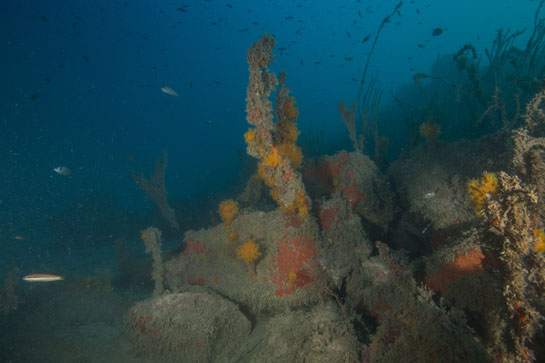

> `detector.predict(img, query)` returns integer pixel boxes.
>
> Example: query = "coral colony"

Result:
[120,31,545,363]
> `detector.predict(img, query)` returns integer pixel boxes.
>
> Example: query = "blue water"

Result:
[1,0,542,361]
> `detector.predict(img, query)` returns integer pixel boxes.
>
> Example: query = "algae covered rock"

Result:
[125,292,251,362]
[253,303,359,363]
[304,151,395,231]
[164,210,323,314]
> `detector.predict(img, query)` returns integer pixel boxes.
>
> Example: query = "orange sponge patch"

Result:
[426,248,485,293]
[270,233,318,296]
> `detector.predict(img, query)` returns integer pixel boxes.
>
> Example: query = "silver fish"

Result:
[424,192,436,199]
[54,166,72,176]
[160,86,179,96]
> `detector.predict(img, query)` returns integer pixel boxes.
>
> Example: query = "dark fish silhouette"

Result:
[432,28,443,36]
[362,35,370,43]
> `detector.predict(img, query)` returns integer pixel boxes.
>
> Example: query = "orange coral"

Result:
[263,147,283,168]
[283,189,308,219]
[278,143,302,168]
[219,199,239,229]
[237,237,261,280]
[278,120,300,143]
[282,96,299,121]
[467,172,499,215]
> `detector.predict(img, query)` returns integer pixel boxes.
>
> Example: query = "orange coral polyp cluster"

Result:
[219,199,239,229]
[283,190,308,218]
[244,128,256,143]
[467,172,499,214]
[282,96,299,121]
[278,143,302,168]
[237,238,261,266]
[279,120,300,143]
[263,147,282,168]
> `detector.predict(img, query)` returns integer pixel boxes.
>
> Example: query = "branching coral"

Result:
[244,34,310,220]
[130,150,180,231]
[479,172,544,362]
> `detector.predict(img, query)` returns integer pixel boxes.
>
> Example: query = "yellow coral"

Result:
[283,189,308,219]
[219,199,239,229]
[244,128,256,144]
[237,237,261,266]
[467,172,499,214]
[263,147,283,168]
[533,229,545,252]
[286,270,297,284]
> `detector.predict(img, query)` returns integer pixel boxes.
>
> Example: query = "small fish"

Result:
[362,35,370,43]
[54,166,72,176]
[14,235,26,241]
[161,86,179,96]
[424,192,436,199]
[432,28,443,36]
[23,274,64,282]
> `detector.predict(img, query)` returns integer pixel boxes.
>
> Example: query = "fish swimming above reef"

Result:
[54,166,72,176]
[160,86,179,96]
[23,274,64,282]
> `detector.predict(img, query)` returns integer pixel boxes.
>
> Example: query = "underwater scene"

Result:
[2,0,545,362]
